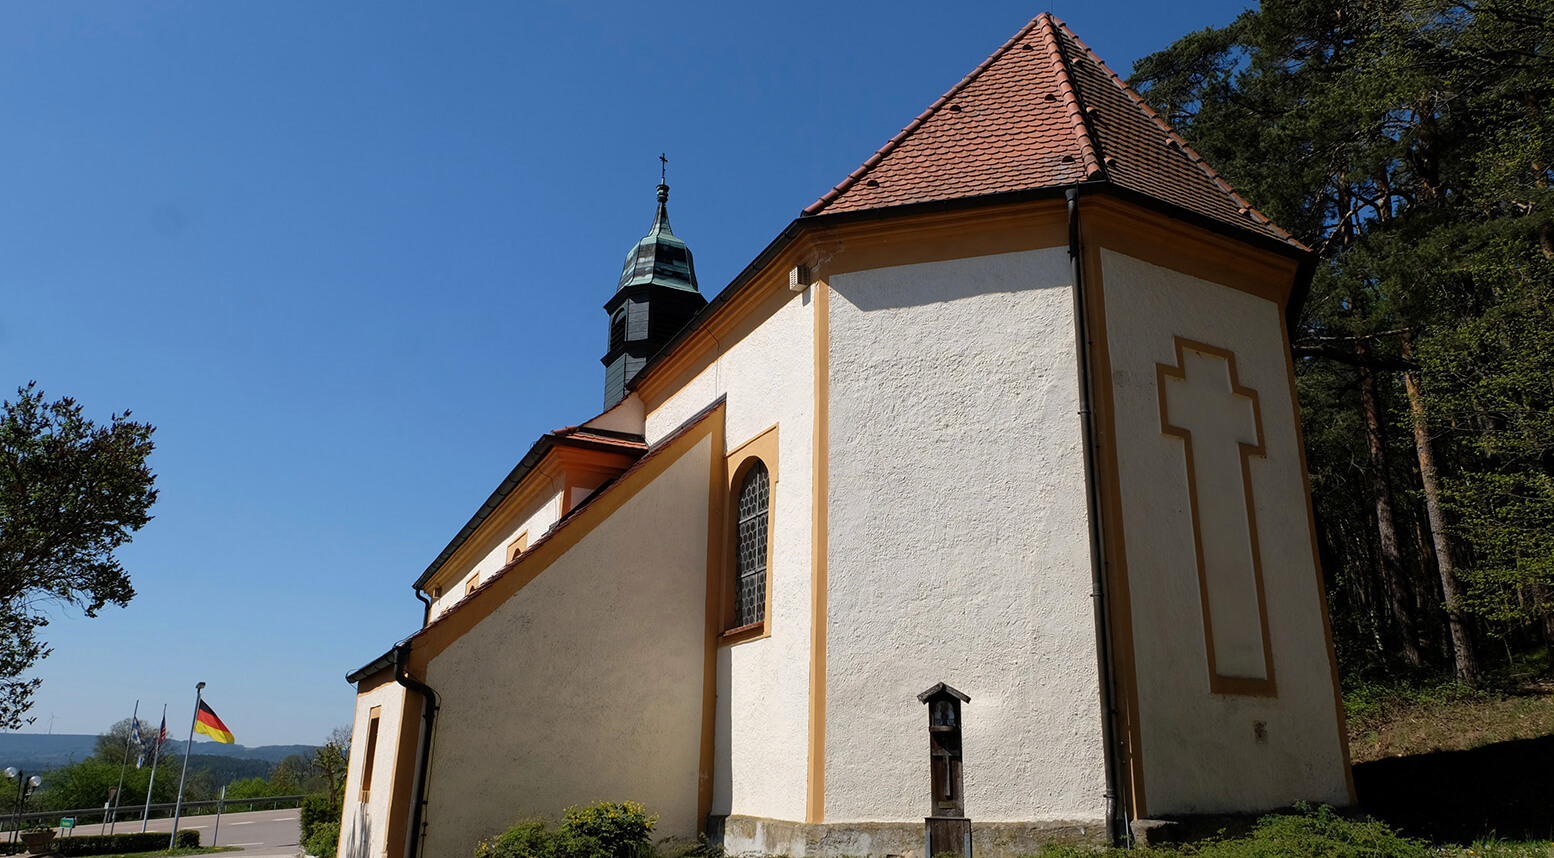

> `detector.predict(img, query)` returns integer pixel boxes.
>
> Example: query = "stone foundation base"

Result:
[710,814,1107,858]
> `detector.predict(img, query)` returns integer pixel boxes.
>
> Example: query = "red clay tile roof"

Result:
[550,425,649,452]
[804,13,1297,248]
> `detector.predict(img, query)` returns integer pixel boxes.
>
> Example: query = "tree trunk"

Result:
[1357,341,1424,665]
[1401,335,1480,684]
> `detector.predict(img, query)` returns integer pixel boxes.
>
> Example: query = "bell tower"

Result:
[602,176,706,409]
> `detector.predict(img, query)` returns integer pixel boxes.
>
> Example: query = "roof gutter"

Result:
[393,642,438,858]
[627,182,1310,400]
[414,431,645,592]
[1067,186,1128,845]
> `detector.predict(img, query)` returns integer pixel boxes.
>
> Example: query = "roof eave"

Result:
[412,431,645,591]
[628,181,1310,397]
[346,648,397,685]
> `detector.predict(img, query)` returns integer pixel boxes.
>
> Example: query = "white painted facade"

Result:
[427,486,564,619]
[1098,249,1349,813]
[644,287,816,824]
[825,249,1108,824]
[341,210,1351,858]
[340,679,409,858]
[419,434,716,857]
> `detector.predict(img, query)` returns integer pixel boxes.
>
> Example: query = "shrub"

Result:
[561,801,657,858]
[50,829,198,856]
[475,818,559,858]
[1033,805,1433,858]
[475,801,658,858]
[305,819,342,858]
[1211,805,1432,858]
[301,792,343,845]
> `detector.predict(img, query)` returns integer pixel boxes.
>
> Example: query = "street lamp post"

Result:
[3,767,43,843]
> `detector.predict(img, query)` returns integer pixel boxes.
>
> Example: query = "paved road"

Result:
[66,807,303,856]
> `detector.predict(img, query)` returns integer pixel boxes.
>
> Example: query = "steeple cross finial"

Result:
[660,153,668,185]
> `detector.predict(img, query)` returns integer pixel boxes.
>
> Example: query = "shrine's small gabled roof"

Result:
[803,13,1299,249]
[918,682,971,704]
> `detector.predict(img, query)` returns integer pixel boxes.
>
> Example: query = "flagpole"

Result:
[109,700,138,835]
[140,705,166,833]
[168,682,204,850]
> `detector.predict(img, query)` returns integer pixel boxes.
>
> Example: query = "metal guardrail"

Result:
[0,794,308,832]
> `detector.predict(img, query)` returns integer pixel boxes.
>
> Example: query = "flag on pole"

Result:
[156,716,167,749]
[130,720,144,769]
[193,701,234,744]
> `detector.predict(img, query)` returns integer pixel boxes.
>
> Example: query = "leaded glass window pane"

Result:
[734,461,769,627]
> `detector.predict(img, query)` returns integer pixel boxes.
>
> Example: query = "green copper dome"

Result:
[616,184,699,293]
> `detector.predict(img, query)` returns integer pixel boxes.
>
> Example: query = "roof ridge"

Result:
[1048,15,1301,246]
[1035,13,1104,181]
[802,14,1049,216]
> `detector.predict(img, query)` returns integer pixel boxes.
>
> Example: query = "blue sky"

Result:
[1,1,1254,747]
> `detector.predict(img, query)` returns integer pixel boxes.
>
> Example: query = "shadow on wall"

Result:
[341,809,373,858]
[834,250,1069,313]
[1354,733,1554,844]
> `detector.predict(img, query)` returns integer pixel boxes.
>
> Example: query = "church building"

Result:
[338,13,1353,858]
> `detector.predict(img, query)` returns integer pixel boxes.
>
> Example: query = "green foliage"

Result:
[272,753,327,795]
[94,718,158,768]
[48,829,198,856]
[224,776,285,800]
[305,820,341,858]
[34,754,186,813]
[1343,676,1487,727]
[562,801,657,858]
[1131,0,1554,678]
[0,383,157,728]
[300,793,343,851]
[1033,805,1434,858]
[310,727,350,801]
[474,801,658,858]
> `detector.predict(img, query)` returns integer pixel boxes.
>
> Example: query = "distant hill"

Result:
[0,733,318,772]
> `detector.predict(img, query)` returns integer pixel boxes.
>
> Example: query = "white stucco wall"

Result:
[339,679,409,858]
[644,287,815,824]
[826,248,1108,824]
[428,486,564,619]
[1099,249,1348,814]
[419,434,714,857]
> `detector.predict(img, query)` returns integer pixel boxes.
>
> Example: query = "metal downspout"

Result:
[414,587,432,628]
[1067,187,1126,845]
[392,643,438,858]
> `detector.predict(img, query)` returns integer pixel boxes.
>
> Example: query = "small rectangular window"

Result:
[359,707,381,803]
[506,532,529,564]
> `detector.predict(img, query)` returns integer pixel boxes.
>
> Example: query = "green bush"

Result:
[475,801,657,858]
[562,801,657,858]
[1033,805,1433,858]
[301,792,343,846]
[48,829,198,856]
[305,819,342,858]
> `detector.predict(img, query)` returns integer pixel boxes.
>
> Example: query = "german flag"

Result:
[193,700,234,744]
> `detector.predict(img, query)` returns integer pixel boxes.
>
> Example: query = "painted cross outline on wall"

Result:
[1156,337,1279,698]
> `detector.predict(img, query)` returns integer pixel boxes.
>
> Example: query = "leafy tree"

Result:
[270,754,312,794]
[311,726,350,799]
[224,776,285,801]
[0,384,157,726]
[94,717,160,768]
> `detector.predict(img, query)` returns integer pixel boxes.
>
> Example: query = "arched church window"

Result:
[734,460,770,628]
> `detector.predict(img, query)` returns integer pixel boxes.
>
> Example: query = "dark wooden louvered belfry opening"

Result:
[919,682,972,857]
